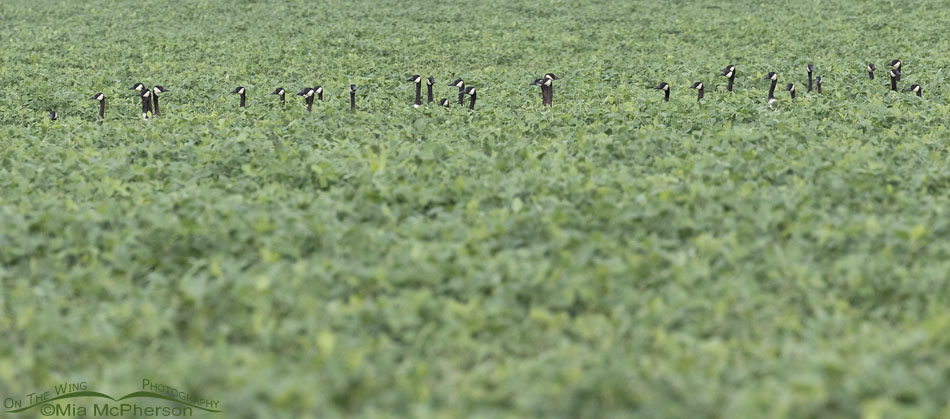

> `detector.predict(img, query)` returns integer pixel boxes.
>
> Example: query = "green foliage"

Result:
[2,0,950,418]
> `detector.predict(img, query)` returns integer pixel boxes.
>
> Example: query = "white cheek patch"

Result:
[697,83,703,90]
[239,88,245,94]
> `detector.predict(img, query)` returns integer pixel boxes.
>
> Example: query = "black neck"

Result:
[152,95,160,116]
[916,89,922,97]
[239,93,246,107]
[869,71,875,80]
[727,74,734,91]
[458,87,465,105]
[414,84,422,106]
[318,91,323,101]
[790,90,796,99]
[807,73,813,92]
[350,92,355,110]
[767,80,776,99]
[307,95,313,112]
[141,95,150,120]
[98,100,105,119]
[697,88,704,101]
[427,85,433,103]
[817,85,822,94]
[663,89,669,102]
[541,85,551,106]
[890,77,897,91]
[280,93,285,105]
[468,93,476,110]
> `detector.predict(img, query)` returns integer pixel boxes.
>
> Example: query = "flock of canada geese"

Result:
[51,60,922,121]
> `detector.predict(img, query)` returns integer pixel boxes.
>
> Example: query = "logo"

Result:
[3,379,221,416]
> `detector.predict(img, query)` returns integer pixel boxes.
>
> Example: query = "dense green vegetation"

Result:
[2,0,950,417]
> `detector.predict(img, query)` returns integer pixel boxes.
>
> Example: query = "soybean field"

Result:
[1,0,950,418]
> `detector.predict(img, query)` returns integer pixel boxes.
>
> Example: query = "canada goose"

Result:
[889,59,902,81]
[531,77,555,106]
[889,69,900,91]
[764,72,778,104]
[426,77,435,104]
[690,82,704,101]
[140,89,152,120]
[905,84,922,97]
[531,78,545,105]
[806,64,814,93]
[543,73,558,106]
[407,75,423,107]
[786,83,796,99]
[449,79,465,105]
[297,87,315,112]
[350,84,357,110]
[720,64,736,92]
[314,86,324,101]
[867,64,876,80]
[815,77,823,94]
[438,98,450,108]
[272,87,286,106]
[464,86,477,110]
[129,82,149,114]
[151,85,168,116]
[91,93,105,120]
[231,86,246,107]
[654,82,670,102]
[49,110,57,121]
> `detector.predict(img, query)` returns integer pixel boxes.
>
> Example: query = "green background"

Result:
[1,0,949,417]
